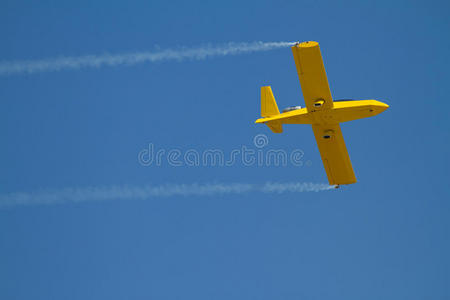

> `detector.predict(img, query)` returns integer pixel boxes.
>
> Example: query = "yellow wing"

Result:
[312,123,356,185]
[292,41,333,111]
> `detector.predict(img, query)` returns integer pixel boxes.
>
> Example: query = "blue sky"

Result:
[1,0,449,299]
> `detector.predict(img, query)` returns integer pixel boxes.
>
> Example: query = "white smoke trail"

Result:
[0,41,296,76]
[0,182,334,208]
[262,182,336,193]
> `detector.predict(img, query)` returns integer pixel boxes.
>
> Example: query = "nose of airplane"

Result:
[370,101,389,115]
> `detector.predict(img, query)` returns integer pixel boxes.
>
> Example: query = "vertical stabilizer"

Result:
[261,86,280,117]
[261,86,283,133]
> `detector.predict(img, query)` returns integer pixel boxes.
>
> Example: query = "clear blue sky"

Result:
[1,0,449,299]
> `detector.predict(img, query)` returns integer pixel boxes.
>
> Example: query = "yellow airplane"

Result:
[255,41,389,187]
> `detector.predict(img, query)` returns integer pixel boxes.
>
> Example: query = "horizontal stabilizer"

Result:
[267,121,283,133]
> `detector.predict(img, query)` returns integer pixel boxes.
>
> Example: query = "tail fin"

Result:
[261,86,280,117]
[261,86,283,133]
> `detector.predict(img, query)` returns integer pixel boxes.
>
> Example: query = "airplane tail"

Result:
[261,86,283,133]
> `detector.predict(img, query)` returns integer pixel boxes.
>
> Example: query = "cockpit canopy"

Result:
[282,106,302,113]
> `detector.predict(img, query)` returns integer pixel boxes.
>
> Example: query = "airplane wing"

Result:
[292,42,333,111]
[311,123,357,185]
